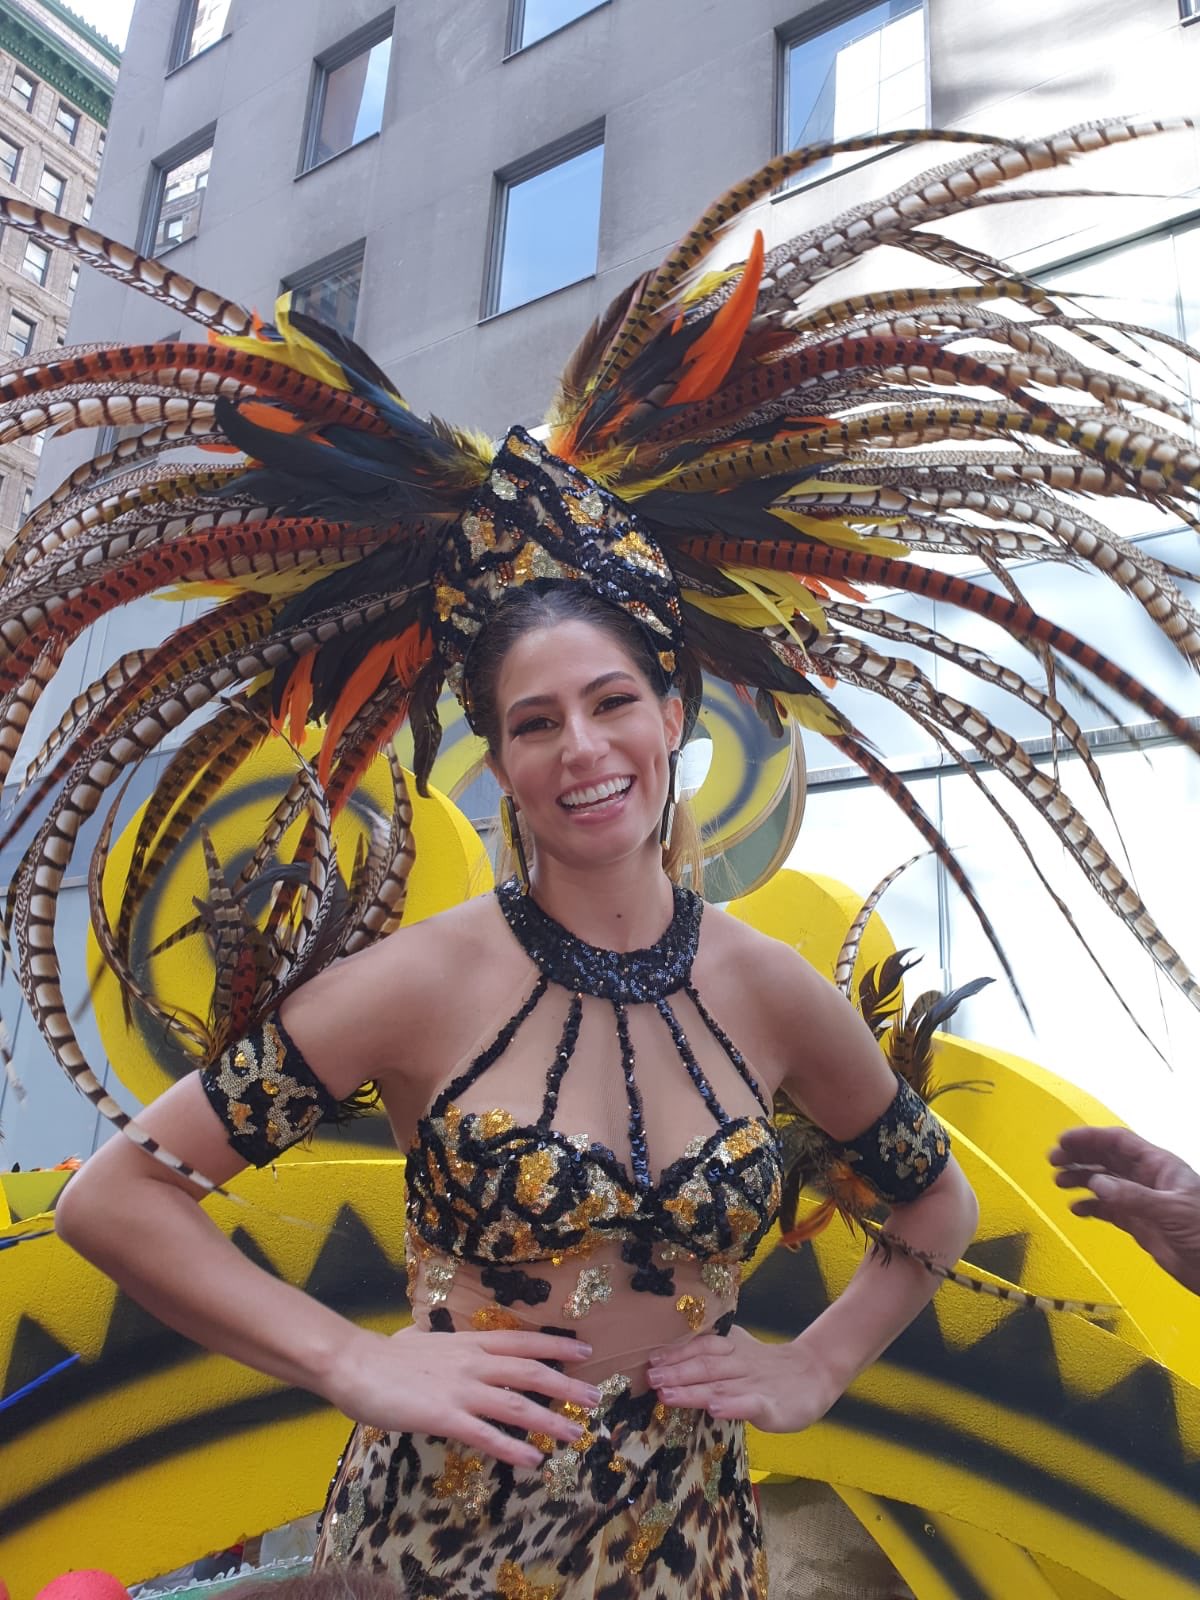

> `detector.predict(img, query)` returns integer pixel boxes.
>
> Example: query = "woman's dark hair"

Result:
[462,581,703,885]
[227,1570,407,1599]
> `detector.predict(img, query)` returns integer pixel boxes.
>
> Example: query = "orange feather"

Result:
[666,229,765,407]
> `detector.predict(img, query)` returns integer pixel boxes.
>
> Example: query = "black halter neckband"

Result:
[496,876,702,1003]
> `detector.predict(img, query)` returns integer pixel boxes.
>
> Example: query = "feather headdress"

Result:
[1,118,1199,1182]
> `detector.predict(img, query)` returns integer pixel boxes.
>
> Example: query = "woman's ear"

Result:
[663,692,685,752]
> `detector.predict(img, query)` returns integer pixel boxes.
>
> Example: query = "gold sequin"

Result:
[541,1448,579,1501]
[626,1501,675,1575]
[327,1474,365,1562]
[701,1261,738,1298]
[563,1263,613,1320]
[478,1107,515,1139]
[425,1258,456,1306]
[676,1292,706,1331]
[434,582,466,622]
[722,1124,763,1162]
[516,1148,556,1208]
[579,489,605,521]
[490,470,519,501]
[433,1447,488,1518]
[754,1547,770,1596]
[612,528,665,572]
[727,1205,759,1238]
[471,1305,523,1332]
[360,1425,386,1445]
[702,1442,727,1505]
[495,1560,563,1600]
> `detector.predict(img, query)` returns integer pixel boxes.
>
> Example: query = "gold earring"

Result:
[500,793,531,892]
[659,748,680,849]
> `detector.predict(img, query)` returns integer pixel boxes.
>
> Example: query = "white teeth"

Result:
[560,776,632,809]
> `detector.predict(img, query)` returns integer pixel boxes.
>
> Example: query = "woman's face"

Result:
[489,618,684,873]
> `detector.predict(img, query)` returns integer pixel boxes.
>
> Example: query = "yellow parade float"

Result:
[2,712,1197,1600]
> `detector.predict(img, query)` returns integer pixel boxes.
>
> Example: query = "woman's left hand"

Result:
[645,1326,842,1433]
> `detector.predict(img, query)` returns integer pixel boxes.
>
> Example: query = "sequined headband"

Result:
[430,427,685,723]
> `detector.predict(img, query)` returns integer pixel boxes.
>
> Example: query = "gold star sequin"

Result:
[433,1447,488,1518]
[676,1292,706,1331]
[563,1263,613,1320]
[471,1305,523,1332]
[702,1442,727,1505]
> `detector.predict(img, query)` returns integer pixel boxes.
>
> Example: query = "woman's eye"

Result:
[511,716,552,737]
[597,694,636,712]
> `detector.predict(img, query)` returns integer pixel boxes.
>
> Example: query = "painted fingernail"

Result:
[584,1385,604,1402]
[646,1367,662,1382]
[575,1343,593,1357]
[519,1447,543,1466]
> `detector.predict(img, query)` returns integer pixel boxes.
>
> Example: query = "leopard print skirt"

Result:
[312,1382,768,1597]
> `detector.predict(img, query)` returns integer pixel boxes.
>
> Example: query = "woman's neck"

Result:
[525,846,676,953]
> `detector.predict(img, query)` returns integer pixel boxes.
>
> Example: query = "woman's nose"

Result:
[561,711,607,764]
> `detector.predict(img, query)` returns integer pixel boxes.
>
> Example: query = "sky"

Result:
[65,0,135,49]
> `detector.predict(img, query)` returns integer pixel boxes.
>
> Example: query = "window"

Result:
[38,167,66,210]
[509,0,606,51]
[67,263,79,305]
[20,484,32,520]
[781,1,926,183]
[83,193,93,223]
[1182,0,1199,18]
[148,139,212,254]
[488,129,604,315]
[0,136,20,184]
[97,129,106,160]
[55,102,80,144]
[21,240,50,286]
[30,429,43,456]
[171,0,233,67]
[8,310,36,358]
[283,242,364,339]
[9,70,36,112]
[302,16,392,173]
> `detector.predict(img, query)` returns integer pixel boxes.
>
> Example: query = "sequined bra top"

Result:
[404,882,785,1310]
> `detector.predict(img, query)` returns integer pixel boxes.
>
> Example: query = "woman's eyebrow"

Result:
[508,671,635,716]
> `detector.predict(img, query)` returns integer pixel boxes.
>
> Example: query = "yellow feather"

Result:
[775,689,850,738]
[213,294,363,397]
[768,505,909,556]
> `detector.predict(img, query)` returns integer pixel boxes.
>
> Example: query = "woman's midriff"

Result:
[407,1229,740,1391]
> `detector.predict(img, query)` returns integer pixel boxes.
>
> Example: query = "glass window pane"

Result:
[21,240,49,285]
[495,141,603,314]
[10,70,36,112]
[312,36,391,167]
[83,193,93,223]
[182,0,232,61]
[290,254,363,338]
[67,263,79,304]
[38,167,65,209]
[0,136,20,182]
[155,146,211,253]
[55,102,80,144]
[786,1,925,183]
[20,483,32,518]
[8,311,35,357]
[518,0,605,49]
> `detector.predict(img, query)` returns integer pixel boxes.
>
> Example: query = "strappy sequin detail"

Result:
[405,880,782,1277]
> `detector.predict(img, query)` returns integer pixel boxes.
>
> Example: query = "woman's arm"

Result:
[55,928,598,1466]
[647,928,977,1429]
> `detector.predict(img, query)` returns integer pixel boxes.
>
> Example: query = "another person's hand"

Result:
[1050,1125,1200,1296]
[646,1325,841,1433]
[326,1324,603,1467]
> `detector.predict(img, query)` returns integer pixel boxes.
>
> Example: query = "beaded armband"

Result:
[199,1015,339,1167]
[839,1077,950,1204]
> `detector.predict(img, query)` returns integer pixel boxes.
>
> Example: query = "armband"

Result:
[839,1077,950,1204]
[199,1015,339,1167]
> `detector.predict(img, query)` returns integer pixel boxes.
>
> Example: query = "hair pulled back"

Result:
[464,582,703,886]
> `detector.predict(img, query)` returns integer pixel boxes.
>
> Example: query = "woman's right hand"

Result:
[325,1323,602,1467]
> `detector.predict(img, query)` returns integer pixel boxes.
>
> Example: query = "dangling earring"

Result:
[501,793,531,892]
[659,748,680,849]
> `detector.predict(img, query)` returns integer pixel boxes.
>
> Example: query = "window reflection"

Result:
[307,34,391,170]
[287,250,364,339]
[783,1,925,184]
[515,0,605,50]
[154,145,211,253]
[177,0,232,65]
[493,140,603,314]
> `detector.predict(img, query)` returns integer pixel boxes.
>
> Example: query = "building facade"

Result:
[0,0,116,543]
[5,0,1200,1166]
